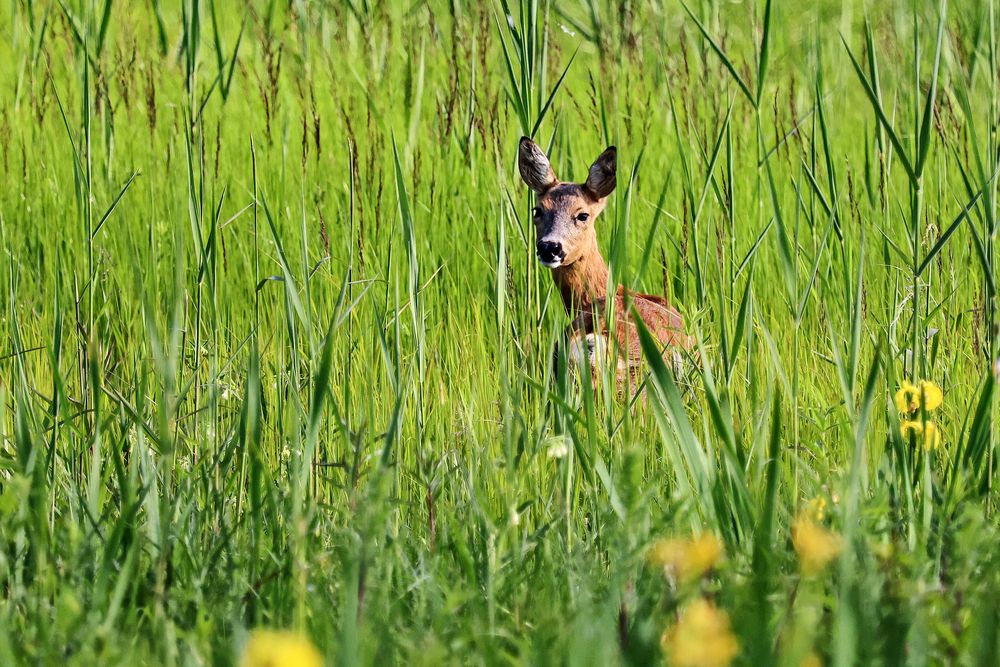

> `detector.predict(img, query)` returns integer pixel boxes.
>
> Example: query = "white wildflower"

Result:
[546,436,571,459]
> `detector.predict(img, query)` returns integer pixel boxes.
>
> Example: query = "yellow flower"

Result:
[919,380,944,410]
[803,496,827,522]
[800,653,824,667]
[241,629,323,667]
[791,515,842,575]
[648,533,723,583]
[894,381,917,412]
[899,420,941,450]
[871,539,893,562]
[894,380,943,414]
[661,598,739,667]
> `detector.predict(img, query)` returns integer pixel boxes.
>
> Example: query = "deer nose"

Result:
[536,240,565,265]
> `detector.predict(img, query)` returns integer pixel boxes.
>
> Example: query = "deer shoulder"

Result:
[566,288,692,378]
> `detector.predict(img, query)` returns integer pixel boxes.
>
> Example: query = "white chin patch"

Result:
[539,258,563,268]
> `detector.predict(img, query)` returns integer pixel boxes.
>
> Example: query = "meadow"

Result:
[1,0,999,664]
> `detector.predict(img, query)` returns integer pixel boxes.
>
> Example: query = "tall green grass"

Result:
[1,0,999,664]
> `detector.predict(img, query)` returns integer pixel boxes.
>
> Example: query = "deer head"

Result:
[517,137,616,269]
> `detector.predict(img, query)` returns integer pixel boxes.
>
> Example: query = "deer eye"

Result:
[532,207,542,219]
[575,212,590,222]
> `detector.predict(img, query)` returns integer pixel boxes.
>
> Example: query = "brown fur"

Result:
[571,290,692,365]
[554,240,693,373]
[517,137,692,385]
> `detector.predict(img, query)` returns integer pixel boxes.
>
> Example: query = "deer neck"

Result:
[551,239,610,315]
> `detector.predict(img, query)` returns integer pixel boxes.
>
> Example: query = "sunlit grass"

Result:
[1,0,999,664]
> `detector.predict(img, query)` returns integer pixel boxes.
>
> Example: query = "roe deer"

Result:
[517,136,693,387]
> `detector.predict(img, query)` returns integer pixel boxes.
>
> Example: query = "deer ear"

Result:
[518,137,557,194]
[584,146,616,200]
